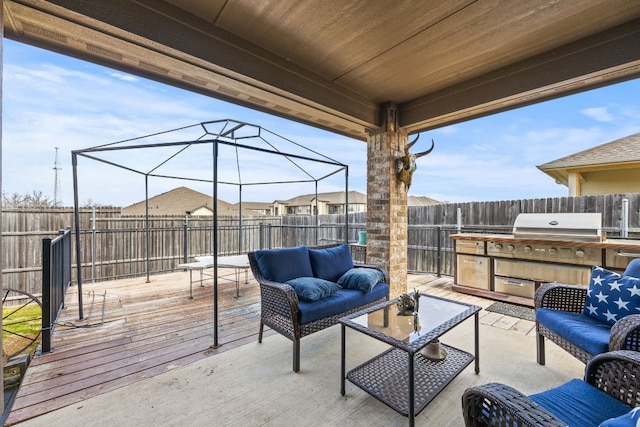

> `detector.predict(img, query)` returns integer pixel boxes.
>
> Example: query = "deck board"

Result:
[6,270,474,425]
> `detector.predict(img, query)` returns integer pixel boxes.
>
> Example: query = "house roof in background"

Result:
[537,132,640,170]
[536,132,640,186]
[121,186,234,216]
[276,191,367,206]
[408,195,442,206]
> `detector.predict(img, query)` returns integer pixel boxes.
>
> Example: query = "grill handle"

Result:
[616,252,640,258]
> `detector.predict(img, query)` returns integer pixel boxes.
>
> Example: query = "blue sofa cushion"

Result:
[297,282,389,324]
[285,277,341,302]
[308,244,354,282]
[338,267,385,292]
[529,378,631,427]
[537,308,611,356]
[253,246,313,283]
[600,407,640,427]
[583,266,640,325]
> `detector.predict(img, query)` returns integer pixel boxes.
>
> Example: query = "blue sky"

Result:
[3,39,640,207]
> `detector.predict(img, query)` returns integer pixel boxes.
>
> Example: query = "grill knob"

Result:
[494,243,503,250]
[549,247,557,255]
[507,245,515,251]
[524,246,532,253]
[575,250,585,258]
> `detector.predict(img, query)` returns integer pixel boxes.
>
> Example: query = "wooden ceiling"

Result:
[3,0,640,141]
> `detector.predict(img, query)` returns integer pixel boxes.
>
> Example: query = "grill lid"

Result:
[512,213,603,242]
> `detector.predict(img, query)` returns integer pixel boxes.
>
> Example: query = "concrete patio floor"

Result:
[6,270,585,426]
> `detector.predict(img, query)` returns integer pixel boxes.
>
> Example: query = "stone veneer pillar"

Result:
[366,103,408,298]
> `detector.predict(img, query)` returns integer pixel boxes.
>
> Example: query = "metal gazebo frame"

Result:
[71,119,350,347]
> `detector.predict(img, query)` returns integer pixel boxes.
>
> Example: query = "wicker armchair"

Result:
[462,350,640,427]
[535,282,640,365]
[248,244,389,372]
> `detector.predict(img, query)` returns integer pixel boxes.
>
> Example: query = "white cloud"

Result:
[581,107,615,122]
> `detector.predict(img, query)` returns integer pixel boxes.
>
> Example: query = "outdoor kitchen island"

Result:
[451,234,640,307]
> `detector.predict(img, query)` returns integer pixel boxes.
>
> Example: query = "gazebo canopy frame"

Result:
[71,119,349,347]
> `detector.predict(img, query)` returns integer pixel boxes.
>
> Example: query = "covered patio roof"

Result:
[3,0,640,141]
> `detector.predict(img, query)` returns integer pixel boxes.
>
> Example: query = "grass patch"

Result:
[3,303,42,361]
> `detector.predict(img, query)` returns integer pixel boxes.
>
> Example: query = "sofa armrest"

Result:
[610,315,640,352]
[462,382,566,427]
[534,282,587,313]
[585,350,640,407]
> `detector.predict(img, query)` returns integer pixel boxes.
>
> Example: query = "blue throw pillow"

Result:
[285,277,341,302]
[599,407,640,427]
[583,266,640,325]
[308,244,354,282]
[253,246,313,283]
[624,259,640,278]
[337,267,384,292]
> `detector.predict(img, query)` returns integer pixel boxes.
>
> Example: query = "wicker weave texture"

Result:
[462,350,640,427]
[535,282,640,365]
[348,345,473,416]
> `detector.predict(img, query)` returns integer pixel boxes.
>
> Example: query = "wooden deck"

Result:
[5,269,515,425]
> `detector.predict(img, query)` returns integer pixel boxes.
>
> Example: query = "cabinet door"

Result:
[456,255,490,290]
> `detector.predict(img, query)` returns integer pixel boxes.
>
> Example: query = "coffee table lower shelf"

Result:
[346,343,474,416]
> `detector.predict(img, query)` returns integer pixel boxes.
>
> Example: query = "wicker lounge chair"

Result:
[536,259,640,365]
[462,350,640,427]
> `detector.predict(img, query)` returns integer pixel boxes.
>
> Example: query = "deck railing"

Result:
[41,228,72,353]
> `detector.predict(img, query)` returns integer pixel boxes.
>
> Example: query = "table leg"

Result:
[474,312,480,374]
[408,352,415,427]
[234,268,240,297]
[341,324,346,396]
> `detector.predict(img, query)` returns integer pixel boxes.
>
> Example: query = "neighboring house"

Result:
[273,191,368,216]
[271,191,441,215]
[537,132,640,196]
[408,195,442,206]
[121,186,235,216]
[230,201,272,216]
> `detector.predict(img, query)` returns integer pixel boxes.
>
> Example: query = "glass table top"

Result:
[345,294,479,347]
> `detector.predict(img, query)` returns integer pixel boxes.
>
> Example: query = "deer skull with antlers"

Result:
[396,135,435,191]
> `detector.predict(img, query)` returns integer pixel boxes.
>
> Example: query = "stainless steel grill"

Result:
[512,212,603,242]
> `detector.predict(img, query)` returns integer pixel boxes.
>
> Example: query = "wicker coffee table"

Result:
[339,294,480,426]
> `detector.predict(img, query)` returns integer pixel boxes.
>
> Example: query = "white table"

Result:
[177,254,250,299]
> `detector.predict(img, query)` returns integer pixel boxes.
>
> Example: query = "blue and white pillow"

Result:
[599,406,640,427]
[583,266,640,325]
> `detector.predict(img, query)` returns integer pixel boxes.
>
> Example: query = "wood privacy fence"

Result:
[2,193,639,298]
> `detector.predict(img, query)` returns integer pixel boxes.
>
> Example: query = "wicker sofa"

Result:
[248,243,389,372]
[462,350,640,427]
[535,260,640,365]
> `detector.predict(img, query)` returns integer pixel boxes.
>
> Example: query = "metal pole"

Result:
[622,198,629,238]
[213,140,219,348]
[183,215,189,263]
[92,207,96,282]
[457,208,462,233]
[41,237,52,353]
[238,184,243,254]
[436,225,442,277]
[145,175,150,283]
[345,166,349,244]
[72,152,84,319]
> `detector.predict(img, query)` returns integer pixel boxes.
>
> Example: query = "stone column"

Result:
[366,103,408,298]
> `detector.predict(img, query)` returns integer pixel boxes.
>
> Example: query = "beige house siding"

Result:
[580,168,640,196]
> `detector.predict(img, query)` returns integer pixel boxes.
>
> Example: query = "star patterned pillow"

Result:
[583,266,640,325]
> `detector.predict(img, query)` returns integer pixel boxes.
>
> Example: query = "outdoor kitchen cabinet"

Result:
[451,233,640,307]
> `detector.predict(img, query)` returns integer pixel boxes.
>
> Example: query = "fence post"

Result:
[41,237,52,354]
[259,222,264,250]
[436,226,442,277]
[183,215,189,263]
